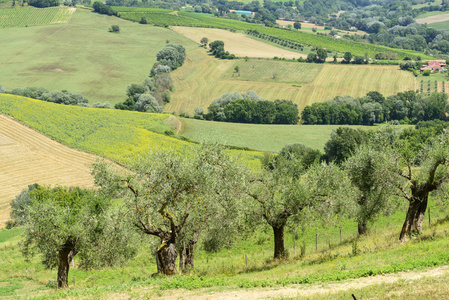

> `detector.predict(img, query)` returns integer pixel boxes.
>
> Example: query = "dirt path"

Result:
[148,266,449,299]
[163,115,182,134]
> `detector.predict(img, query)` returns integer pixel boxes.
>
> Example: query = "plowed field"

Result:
[0,114,97,227]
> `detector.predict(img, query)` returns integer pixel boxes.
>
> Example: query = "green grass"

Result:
[180,118,414,152]
[1,200,449,298]
[416,10,448,19]
[0,8,197,105]
[229,59,323,84]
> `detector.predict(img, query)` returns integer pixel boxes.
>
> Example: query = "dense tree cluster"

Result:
[26,0,59,8]
[156,44,186,71]
[301,91,449,125]
[209,40,236,59]
[7,87,107,107]
[115,44,186,112]
[92,1,118,16]
[198,91,299,124]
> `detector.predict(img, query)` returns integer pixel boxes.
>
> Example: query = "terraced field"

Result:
[166,48,417,114]
[0,6,75,28]
[0,114,98,227]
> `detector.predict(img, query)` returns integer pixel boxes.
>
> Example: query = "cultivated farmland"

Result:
[0,93,262,176]
[0,113,97,227]
[0,6,75,28]
[172,26,306,59]
[416,12,449,25]
[165,48,417,115]
[0,8,197,105]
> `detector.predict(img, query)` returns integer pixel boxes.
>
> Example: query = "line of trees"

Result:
[194,91,299,124]
[9,125,449,285]
[301,91,449,125]
[2,86,111,108]
[115,44,186,112]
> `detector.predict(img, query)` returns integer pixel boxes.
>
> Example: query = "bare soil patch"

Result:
[0,114,99,228]
[417,13,449,24]
[172,27,305,59]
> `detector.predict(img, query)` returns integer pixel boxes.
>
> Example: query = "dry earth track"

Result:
[107,265,449,299]
[0,114,99,227]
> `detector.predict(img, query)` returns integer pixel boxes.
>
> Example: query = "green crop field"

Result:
[0,8,197,105]
[427,19,449,30]
[0,94,263,167]
[227,59,323,83]
[0,6,75,28]
[115,8,431,59]
[180,118,413,152]
[165,48,417,115]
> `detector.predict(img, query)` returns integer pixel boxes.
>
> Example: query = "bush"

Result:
[423,70,431,76]
[109,25,120,33]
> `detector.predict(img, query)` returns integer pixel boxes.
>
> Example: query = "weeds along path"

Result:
[147,265,449,299]
[0,114,98,228]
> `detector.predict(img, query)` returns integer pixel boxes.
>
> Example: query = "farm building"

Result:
[420,61,446,73]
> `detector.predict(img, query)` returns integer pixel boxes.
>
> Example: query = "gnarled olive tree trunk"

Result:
[272,224,286,259]
[57,242,78,288]
[399,195,428,241]
[155,231,179,275]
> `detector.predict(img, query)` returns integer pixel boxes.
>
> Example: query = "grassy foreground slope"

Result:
[1,202,449,298]
[0,8,196,105]
[166,48,416,115]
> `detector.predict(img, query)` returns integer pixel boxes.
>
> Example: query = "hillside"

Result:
[116,8,430,59]
[0,113,97,227]
[165,48,417,115]
[173,26,306,59]
[0,8,197,105]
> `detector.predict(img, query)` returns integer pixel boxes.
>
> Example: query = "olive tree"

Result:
[392,131,449,240]
[344,145,398,235]
[248,158,353,259]
[21,186,137,288]
[93,145,245,275]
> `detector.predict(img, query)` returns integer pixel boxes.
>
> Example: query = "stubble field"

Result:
[172,26,306,59]
[0,114,97,227]
[165,48,417,115]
